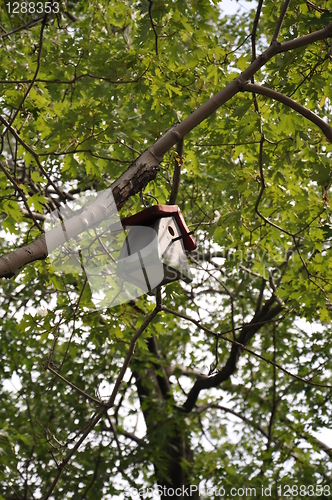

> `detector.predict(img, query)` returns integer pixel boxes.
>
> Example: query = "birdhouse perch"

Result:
[117,205,197,294]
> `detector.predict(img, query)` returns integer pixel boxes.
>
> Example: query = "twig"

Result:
[46,365,103,406]
[0,66,150,85]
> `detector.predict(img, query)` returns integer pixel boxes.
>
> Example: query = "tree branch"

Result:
[152,20,332,159]
[272,0,292,43]
[168,138,183,205]
[0,15,45,39]
[181,298,283,412]
[196,403,332,467]
[42,306,159,499]
[222,384,332,458]
[4,14,48,132]
[242,82,332,142]
[148,0,158,56]
[252,0,263,61]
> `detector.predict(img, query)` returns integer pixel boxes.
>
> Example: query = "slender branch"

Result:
[42,406,106,500]
[0,68,149,85]
[266,325,278,449]
[4,15,48,132]
[0,15,45,39]
[272,0,292,43]
[147,335,172,398]
[42,307,159,499]
[159,305,332,413]
[195,403,332,467]
[242,82,332,142]
[251,0,263,62]
[250,0,263,112]
[0,116,67,200]
[46,365,103,406]
[0,161,43,231]
[21,208,48,221]
[148,0,158,56]
[168,138,183,205]
[38,148,130,162]
[196,403,268,438]
[114,426,142,444]
[165,365,208,380]
[106,307,160,408]
[225,383,332,458]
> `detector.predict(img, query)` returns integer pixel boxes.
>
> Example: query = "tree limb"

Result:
[241,82,332,142]
[0,15,46,39]
[181,298,283,412]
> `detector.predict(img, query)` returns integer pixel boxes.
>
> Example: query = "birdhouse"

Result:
[116,205,197,294]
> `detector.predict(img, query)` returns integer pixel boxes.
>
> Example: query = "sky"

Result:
[219,0,256,15]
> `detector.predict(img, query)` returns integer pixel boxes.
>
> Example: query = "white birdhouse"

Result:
[116,205,196,294]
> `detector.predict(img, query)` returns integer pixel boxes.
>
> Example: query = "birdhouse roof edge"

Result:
[121,205,197,252]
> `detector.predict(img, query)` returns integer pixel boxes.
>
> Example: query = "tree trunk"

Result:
[132,335,200,499]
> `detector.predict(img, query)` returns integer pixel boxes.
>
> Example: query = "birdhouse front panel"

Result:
[153,216,193,285]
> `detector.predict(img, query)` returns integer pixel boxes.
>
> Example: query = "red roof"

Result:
[121,205,197,252]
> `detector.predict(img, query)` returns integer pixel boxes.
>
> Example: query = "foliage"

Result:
[1,0,332,498]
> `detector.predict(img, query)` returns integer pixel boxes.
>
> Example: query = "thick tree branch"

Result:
[0,147,161,278]
[152,20,332,159]
[242,82,332,142]
[181,298,283,412]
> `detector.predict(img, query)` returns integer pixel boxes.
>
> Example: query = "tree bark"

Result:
[132,335,200,499]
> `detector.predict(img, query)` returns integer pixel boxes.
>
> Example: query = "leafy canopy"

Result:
[1,0,332,498]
